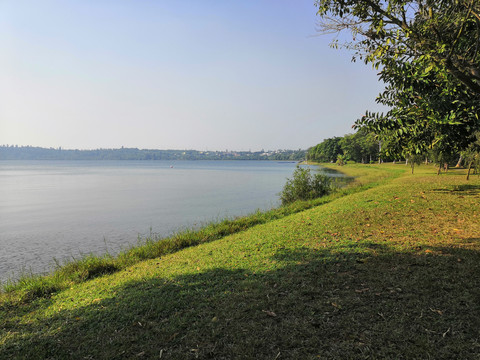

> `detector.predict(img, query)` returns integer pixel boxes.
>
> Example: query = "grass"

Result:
[1,163,479,359]
[1,163,401,302]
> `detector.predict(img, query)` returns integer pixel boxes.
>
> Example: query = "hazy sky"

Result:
[0,1,386,151]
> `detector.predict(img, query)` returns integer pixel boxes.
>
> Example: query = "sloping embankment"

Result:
[1,164,479,359]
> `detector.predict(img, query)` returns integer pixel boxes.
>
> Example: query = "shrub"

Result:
[336,154,346,166]
[280,166,332,205]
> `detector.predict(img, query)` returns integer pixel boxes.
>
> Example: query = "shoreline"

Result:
[1,163,401,300]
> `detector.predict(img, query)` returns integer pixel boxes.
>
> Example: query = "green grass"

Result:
[1,163,479,359]
[1,163,401,303]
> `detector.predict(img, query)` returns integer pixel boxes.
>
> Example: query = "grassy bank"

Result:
[1,163,400,303]
[1,163,479,359]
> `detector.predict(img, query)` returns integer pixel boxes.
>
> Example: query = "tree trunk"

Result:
[456,156,463,168]
[466,161,473,180]
[378,141,382,164]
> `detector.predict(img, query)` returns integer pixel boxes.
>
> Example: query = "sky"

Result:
[0,0,386,151]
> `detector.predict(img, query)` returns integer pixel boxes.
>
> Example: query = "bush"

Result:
[336,154,346,166]
[280,166,332,205]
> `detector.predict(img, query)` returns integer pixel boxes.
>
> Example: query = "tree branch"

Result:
[447,0,474,61]
[363,0,408,30]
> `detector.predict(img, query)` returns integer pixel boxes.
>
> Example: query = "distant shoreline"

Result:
[0,145,306,162]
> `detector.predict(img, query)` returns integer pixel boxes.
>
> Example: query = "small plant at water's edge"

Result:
[280,166,333,205]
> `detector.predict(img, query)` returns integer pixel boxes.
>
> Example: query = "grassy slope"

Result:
[1,163,398,301]
[1,164,479,359]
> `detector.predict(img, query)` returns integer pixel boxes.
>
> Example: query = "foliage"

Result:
[462,132,480,179]
[336,154,346,166]
[308,129,380,163]
[406,153,424,174]
[316,0,480,95]
[316,0,480,164]
[429,145,461,175]
[307,137,343,162]
[357,57,479,158]
[340,128,380,163]
[280,166,333,205]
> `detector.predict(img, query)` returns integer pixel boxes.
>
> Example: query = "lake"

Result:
[0,160,304,282]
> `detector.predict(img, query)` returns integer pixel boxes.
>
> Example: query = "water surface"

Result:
[1,160,300,281]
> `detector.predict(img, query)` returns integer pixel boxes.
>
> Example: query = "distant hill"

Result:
[0,145,306,161]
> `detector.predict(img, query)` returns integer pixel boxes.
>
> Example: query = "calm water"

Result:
[0,160,302,281]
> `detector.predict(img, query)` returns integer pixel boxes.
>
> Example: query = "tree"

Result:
[308,137,343,162]
[357,56,479,157]
[339,134,358,162]
[308,130,380,164]
[316,0,480,95]
[407,153,424,174]
[339,128,379,163]
[316,0,480,163]
[462,132,480,180]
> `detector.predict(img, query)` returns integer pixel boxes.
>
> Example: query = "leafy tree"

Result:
[406,153,424,174]
[462,132,480,180]
[338,134,360,162]
[316,0,480,95]
[428,140,463,175]
[316,0,480,166]
[357,56,479,158]
[308,130,380,163]
[308,137,343,162]
[339,129,379,163]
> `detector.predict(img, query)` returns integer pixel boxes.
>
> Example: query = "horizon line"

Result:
[0,145,307,153]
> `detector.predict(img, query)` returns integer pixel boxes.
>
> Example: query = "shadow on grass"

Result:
[2,242,480,359]
[432,184,480,196]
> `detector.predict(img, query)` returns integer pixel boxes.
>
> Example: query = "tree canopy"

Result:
[308,129,380,164]
[316,0,480,160]
[317,0,480,94]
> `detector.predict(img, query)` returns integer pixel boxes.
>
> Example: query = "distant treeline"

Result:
[307,130,479,176]
[0,146,306,161]
[307,129,381,163]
